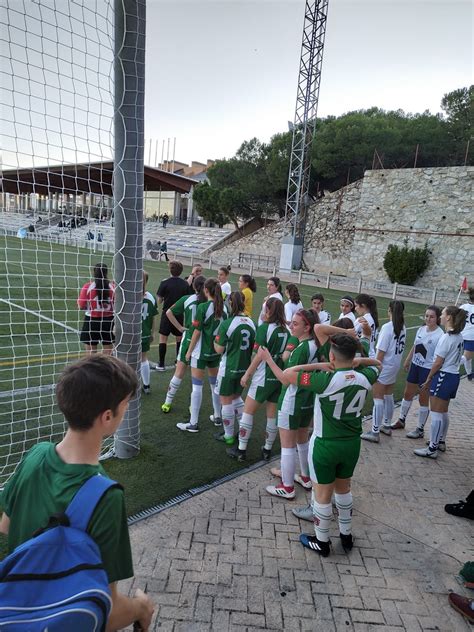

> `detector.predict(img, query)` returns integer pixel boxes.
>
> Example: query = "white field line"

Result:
[0,383,55,400]
[0,298,80,334]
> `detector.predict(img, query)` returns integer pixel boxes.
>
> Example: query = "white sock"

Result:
[281,447,296,488]
[418,406,430,429]
[399,398,412,421]
[428,411,443,450]
[335,492,353,535]
[313,501,332,542]
[296,441,310,478]
[190,381,203,426]
[383,394,394,425]
[141,360,150,387]
[371,398,384,433]
[264,417,278,450]
[222,403,235,439]
[165,375,182,404]
[238,412,253,450]
[462,355,472,375]
[208,377,221,418]
[440,412,449,442]
[233,397,244,425]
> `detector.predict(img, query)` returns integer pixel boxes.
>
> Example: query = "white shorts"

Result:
[377,363,401,385]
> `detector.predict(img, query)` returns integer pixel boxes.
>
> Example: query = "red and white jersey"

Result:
[77,281,115,318]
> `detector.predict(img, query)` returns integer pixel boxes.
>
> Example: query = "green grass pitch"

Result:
[0,235,429,520]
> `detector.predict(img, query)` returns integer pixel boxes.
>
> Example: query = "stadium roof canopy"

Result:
[0,162,198,196]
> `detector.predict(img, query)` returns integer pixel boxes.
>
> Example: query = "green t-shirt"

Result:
[192,300,228,362]
[297,366,379,439]
[278,338,318,412]
[1,442,133,584]
[142,291,158,341]
[216,315,256,377]
[254,322,289,382]
[170,293,199,343]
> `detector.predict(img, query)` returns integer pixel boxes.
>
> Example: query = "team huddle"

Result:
[75,260,473,557]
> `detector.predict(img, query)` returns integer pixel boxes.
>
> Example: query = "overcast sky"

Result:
[145,0,472,165]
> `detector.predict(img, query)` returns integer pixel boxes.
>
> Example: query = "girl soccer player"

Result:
[227,297,288,461]
[460,287,474,381]
[161,275,206,413]
[361,300,406,443]
[213,292,256,445]
[311,293,331,325]
[392,306,443,436]
[414,305,466,458]
[218,265,232,301]
[141,272,158,394]
[78,263,115,354]
[354,294,379,358]
[238,275,257,318]
[338,296,356,324]
[265,309,319,499]
[284,284,303,326]
[177,279,227,433]
[258,277,283,325]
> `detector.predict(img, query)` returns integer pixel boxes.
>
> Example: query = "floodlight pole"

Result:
[280,0,329,271]
[113,0,146,458]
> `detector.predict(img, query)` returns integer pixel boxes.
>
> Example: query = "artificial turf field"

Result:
[0,235,430,520]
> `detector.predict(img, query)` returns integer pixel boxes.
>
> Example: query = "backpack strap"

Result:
[66,474,122,532]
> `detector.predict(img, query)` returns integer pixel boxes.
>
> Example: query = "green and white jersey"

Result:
[142,291,158,341]
[216,315,256,378]
[298,366,379,439]
[278,338,318,414]
[170,293,199,343]
[253,322,289,384]
[192,300,228,362]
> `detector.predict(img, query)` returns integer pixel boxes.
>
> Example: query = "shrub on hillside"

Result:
[383,239,431,285]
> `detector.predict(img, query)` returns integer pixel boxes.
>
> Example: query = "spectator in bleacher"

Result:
[162,213,169,229]
[156,261,191,371]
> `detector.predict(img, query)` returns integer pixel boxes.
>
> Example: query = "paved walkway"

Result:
[122,379,473,631]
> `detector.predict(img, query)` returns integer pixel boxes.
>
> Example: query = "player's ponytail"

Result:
[265,297,286,328]
[444,305,467,335]
[193,275,206,303]
[205,278,224,319]
[241,274,257,293]
[229,291,245,316]
[389,300,405,337]
[286,283,301,305]
[93,263,110,306]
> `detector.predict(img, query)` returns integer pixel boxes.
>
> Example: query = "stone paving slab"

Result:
[122,379,473,631]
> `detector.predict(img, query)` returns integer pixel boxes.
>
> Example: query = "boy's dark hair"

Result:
[169,261,183,277]
[56,355,138,431]
[311,293,324,303]
[229,291,245,316]
[265,296,286,328]
[329,334,359,361]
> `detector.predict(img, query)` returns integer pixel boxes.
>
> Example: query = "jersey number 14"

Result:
[329,390,367,420]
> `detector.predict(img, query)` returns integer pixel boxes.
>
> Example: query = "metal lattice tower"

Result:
[284,0,329,244]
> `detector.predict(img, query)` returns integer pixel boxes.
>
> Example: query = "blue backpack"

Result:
[0,474,119,631]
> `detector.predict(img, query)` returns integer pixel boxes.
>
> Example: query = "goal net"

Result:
[0,0,144,486]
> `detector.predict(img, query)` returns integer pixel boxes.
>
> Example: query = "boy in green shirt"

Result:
[258,334,380,558]
[0,355,154,631]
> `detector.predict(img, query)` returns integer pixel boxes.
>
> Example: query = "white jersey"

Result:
[433,332,464,374]
[376,321,407,369]
[220,281,231,299]
[411,326,444,368]
[460,303,474,341]
[355,313,377,358]
[318,309,331,325]
[284,301,303,324]
[338,311,356,324]
[258,292,283,325]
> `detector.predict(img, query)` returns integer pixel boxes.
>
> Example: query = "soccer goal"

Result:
[0,0,146,486]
